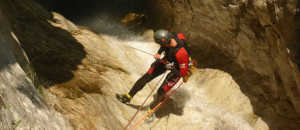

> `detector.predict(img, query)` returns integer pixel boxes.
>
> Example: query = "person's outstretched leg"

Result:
[117,60,166,103]
[128,74,154,97]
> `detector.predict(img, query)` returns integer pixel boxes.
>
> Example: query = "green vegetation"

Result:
[5,105,12,110]
[25,64,52,97]
[13,119,22,130]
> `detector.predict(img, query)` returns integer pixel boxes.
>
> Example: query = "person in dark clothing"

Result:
[116,29,192,108]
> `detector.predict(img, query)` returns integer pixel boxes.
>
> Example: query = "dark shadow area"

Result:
[0,9,17,71]
[0,2,48,109]
[295,0,300,69]
[34,0,145,22]
[0,0,87,88]
[153,98,184,118]
[34,0,147,39]
[152,89,190,119]
[125,88,190,119]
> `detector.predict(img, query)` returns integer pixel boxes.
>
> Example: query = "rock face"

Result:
[0,7,72,130]
[295,1,300,67]
[145,0,300,129]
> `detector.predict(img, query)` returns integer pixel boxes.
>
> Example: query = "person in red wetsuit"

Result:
[116,29,191,108]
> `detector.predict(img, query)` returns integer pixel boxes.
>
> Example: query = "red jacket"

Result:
[175,47,189,77]
[157,33,190,77]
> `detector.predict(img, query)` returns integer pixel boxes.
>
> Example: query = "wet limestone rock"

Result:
[0,8,72,130]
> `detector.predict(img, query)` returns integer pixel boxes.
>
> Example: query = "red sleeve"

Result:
[175,48,189,77]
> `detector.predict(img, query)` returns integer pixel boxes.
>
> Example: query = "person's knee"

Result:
[157,87,165,96]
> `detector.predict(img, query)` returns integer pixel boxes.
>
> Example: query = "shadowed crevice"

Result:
[0,0,87,86]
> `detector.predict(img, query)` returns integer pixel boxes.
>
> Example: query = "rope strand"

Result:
[124,72,167,130]
[130,81,184,130]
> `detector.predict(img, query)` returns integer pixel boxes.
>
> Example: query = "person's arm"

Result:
[157,46,165,54]
[154,47,166,59]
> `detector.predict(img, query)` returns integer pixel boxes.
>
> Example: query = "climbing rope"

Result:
[125,44,155,56]
[124,72,167,130]
[122,43,178,129]
[130,81,184,130]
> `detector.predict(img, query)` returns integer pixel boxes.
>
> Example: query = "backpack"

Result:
[176,33,186,41]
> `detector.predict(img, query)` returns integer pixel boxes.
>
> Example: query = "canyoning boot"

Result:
[116,93,132,104]
[145,107,155,123]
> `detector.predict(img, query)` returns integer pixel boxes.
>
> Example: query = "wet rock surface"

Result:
[0,7,72,130]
